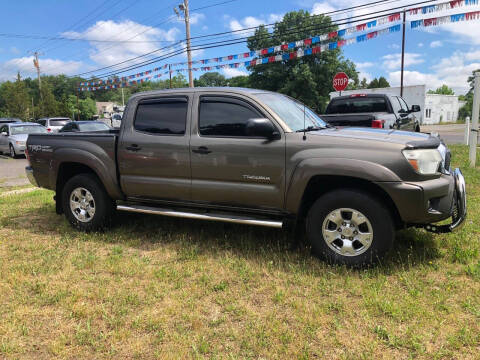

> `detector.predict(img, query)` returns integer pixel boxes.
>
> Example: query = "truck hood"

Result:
[310,127,440,149]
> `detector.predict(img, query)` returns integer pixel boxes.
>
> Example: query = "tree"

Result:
[368,77,390,89]
[3,73,30,120]
[226,75,250,88]
[427,84,454,95]
[37,81,59,117]
[194,72,227,87]
[78,98,97,119]
[246,10,358,113]
[459,70,478,120]
[359,78,368,89]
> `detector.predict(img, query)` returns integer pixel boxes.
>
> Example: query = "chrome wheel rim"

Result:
[10,146,15,157]
[70,187,96,223]
[321,208,373,257]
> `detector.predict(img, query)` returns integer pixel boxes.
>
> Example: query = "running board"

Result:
[116,204,284,228]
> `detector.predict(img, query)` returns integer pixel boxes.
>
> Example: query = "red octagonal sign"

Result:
[333,72,349,92]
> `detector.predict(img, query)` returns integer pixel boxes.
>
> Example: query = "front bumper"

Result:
[377,168,467,233]
[421,168,467,233]
[25,166,38,187]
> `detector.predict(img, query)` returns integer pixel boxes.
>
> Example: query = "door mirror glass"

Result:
[1,132,7,136]
[411,105,421,113]
[245,118,280,140]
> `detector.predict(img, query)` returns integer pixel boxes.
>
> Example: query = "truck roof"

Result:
[128,87,273,100]
[331,94,390,101]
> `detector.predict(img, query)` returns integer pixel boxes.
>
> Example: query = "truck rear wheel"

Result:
[62,173,114,232]
[306,189,394,266]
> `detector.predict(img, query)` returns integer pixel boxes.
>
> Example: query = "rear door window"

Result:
[390,97,403,113]
[325,97,388,114]
[134,97,188,135]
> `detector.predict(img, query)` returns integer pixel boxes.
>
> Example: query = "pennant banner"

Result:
[409,0,479,15]
[79,13,405,86]
[79,24,401,91]
[411,9,480,28]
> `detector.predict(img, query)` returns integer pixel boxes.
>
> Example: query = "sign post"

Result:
[333,72,349,96]
[469,71,479,167]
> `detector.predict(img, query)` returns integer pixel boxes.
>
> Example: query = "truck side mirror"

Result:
[411,105,421,113]
[246,118,280,140]
[1,132,7,136]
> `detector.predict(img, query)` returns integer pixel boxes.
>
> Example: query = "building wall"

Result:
[423,94,461,125]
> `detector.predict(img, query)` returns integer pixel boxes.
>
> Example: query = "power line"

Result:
[74,0,440,78]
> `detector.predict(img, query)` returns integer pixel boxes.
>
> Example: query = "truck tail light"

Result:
[25,148,31,164]
[372,119,385,128]
[47,128,52,132]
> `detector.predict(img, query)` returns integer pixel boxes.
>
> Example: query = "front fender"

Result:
[285,157,401,213]
[50,148,123,199]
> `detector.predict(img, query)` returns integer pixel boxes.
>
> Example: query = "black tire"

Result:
[62,173,115,232]
[306,189,394,267]
[9,144,16,158]
[415,124,420,132]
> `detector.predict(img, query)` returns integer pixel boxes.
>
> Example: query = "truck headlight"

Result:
[402,149,442,175]
[16,141,26,146]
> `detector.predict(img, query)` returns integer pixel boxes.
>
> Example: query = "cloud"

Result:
[0,56,83,81]
[189,13,205,25]
[223,67,249,78]
[311,2,336,15]
[381,53,424,71]
[63,20,180,67]
[387,50,480,94]
[227,13,283,36]
[430,40,442,48]
[418,42,424,48]
[10,47,20,55]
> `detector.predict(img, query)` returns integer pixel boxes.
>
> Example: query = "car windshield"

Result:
[10,125,48,135]
[78,122,110,131]
[255,93,327,132]
[50,119,71,126]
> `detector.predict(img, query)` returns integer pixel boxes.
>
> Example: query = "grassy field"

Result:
[0,145,479,359]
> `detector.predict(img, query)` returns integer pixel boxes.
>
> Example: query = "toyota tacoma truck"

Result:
[25,88,466,266]
[321,94,421,131]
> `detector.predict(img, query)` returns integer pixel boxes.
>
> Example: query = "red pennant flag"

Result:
[367,31,377,39]
[388,13,401,22]
[356,24,366,31]
[228,55,233,60]
[261,48,268,55]
[337,39,347,47]
[304,38,312,45]
[312,46,321,54]
[281,44,288,50]
[268,56,275,63]
[328,31,337,38]
[289,52,297,59]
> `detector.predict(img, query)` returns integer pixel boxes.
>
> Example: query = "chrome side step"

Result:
[116,204,284,228]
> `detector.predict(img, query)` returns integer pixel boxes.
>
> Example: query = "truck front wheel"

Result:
[62,174,114,231]
[306,189,394,266]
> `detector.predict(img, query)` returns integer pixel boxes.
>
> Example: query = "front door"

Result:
[189,94,286,211]
[117,95,192,201]
[0,125,9,153]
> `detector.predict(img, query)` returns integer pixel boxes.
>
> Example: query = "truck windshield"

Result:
[256,93,327,132]
[10,125,48,135]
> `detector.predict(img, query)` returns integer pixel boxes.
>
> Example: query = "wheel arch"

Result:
[297,175,403,229]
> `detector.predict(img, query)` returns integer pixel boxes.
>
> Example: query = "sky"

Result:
[1,0,480,94]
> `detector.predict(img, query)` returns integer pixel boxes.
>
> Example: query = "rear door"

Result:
[189,93,286,211]
[117,95,192,201]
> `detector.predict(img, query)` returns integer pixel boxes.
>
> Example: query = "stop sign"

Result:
[333,72,349,91]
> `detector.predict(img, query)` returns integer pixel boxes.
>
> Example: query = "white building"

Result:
[329,85,465,125]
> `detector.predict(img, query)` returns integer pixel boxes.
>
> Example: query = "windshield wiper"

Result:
[295,125,328,132]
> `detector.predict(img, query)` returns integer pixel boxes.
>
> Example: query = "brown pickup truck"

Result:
[25,88,466,266]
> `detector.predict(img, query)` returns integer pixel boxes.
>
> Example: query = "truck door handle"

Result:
[192,146,211,155]
[126,144,141,152]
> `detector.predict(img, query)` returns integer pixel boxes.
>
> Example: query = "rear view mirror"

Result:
[1,132,7,136]
[246,118,280,140]
[411,105,421,113]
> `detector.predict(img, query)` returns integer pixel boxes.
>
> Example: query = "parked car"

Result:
[37,117,72,133]
[59,121,111,133]
[0,122,47,157]
[0,117,21,124]
[25,88,466,266]
[321,94,421,131]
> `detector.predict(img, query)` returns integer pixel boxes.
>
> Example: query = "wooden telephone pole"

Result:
[174,0,194,88]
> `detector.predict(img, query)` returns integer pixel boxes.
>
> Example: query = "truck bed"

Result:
[27,131,120,195]
[320,113,381,127]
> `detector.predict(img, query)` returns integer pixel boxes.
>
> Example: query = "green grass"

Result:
[0,145,479,359]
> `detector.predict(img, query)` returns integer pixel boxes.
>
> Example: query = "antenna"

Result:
[303,103,306,141]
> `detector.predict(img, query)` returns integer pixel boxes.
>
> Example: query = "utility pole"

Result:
[400,10,406,97]
[169,64,172,88]
[30,51,44,94]
[76,89,80,121]
[31,97,35,120]
[121,87,125,107]
[174,1,194,88]
[469,71,480,167]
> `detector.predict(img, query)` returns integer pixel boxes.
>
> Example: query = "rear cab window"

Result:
[134,97,188,135]
[326,96,389,114]
[50,119,71,127]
